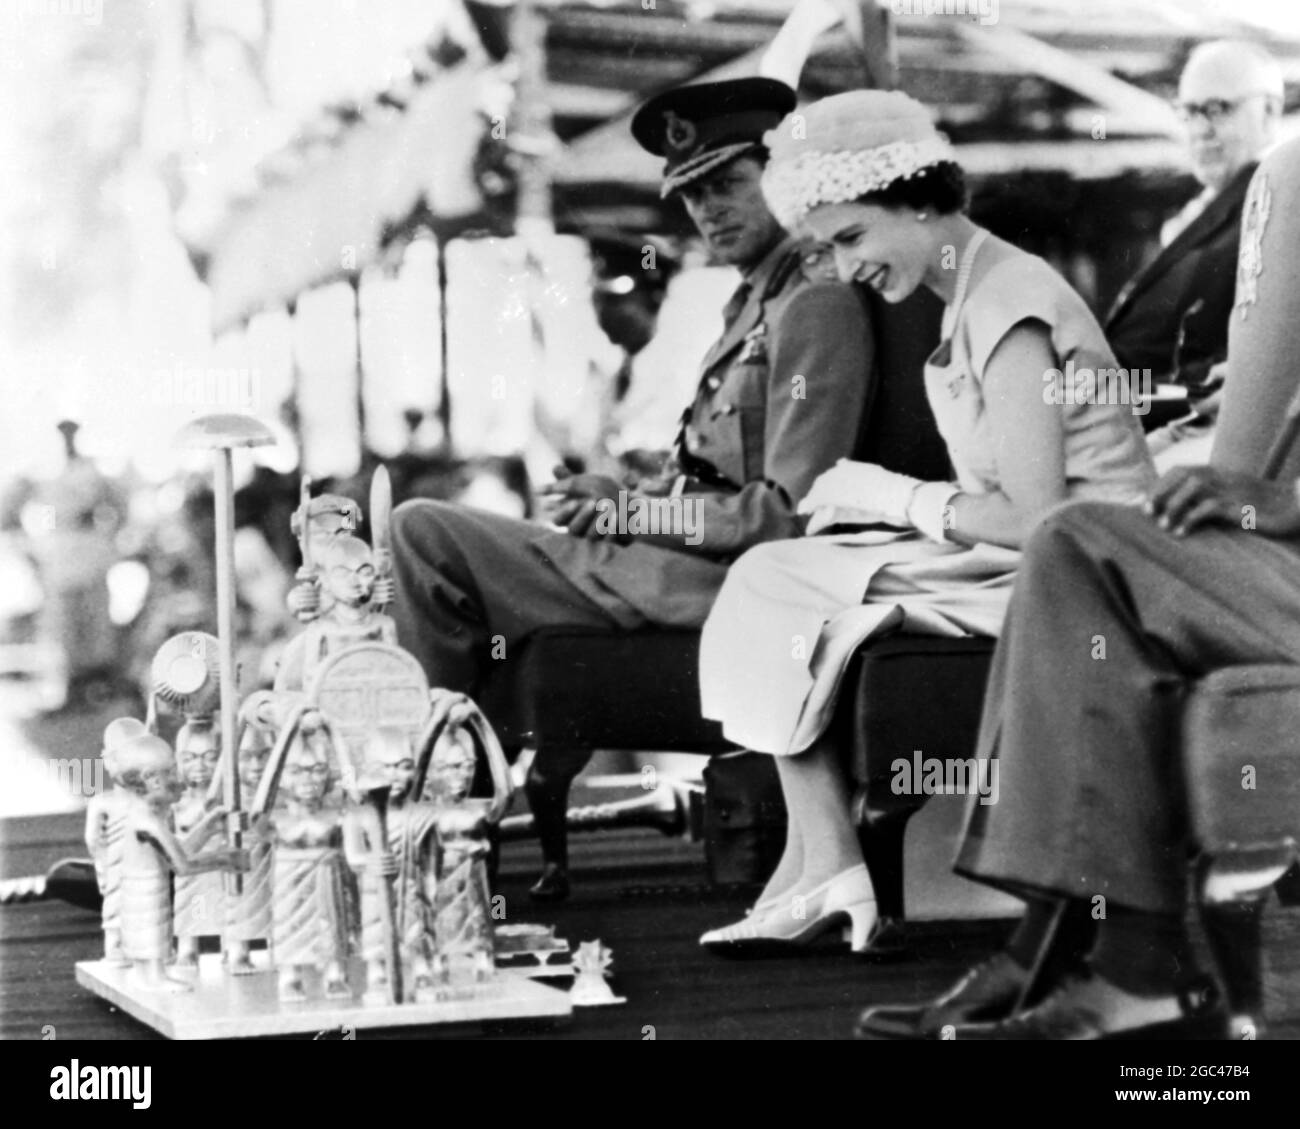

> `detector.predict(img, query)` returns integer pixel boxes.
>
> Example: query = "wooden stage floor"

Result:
[4,808,1300,1041]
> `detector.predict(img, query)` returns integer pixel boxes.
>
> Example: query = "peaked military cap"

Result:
[631,77,797,198]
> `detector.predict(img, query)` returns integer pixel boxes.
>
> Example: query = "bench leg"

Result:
[1199,898,1267,1038]
[854,806,918,924]
[851,806,923,958]
[522,745,594,901]
[1195,849,1294,1037]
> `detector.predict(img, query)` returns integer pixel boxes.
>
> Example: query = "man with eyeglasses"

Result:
[1106,40,1283,432]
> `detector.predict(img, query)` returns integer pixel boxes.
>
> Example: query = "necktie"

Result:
[698,280,751,378]
[721,280,751,331]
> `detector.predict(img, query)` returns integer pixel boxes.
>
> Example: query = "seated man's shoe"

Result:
[700,864,877,957]
[528,864,570,903]
[950,969,1223,1040]
[855,951,1029,1040]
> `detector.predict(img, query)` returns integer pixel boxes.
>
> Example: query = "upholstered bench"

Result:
[478,625,996,929]
[480,627,730,754]
[836,634,996,926]
[1184,664,1300,1036]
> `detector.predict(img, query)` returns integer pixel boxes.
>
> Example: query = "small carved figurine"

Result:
[427,729,498,986]
[171,718,226,971]
[351,729,439,1002]
[224,699,276,974]
[342,778,398,1005]
[274,536,398,696]
[114,732,245,992]
[84,717,148,964]
[286,491,363,623]
[569,941,625,1007]
[270,723,353,1001]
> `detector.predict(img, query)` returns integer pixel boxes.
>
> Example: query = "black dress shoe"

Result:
[855,951,1029,1040]
[528,864,571,903]
[949,970,1224,1041]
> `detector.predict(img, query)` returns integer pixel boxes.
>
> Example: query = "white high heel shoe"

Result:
[726,881,792,922]
[700,864,877,956]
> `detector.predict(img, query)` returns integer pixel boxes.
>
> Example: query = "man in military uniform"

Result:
[392,78,943,899]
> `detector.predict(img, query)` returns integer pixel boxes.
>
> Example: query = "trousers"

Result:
[956,500,1300,914]
[390,499,649,695]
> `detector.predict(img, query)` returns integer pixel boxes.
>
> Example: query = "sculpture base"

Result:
[75,953,573,1039]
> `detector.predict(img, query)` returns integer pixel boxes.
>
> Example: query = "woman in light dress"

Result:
[698,90,1156,954]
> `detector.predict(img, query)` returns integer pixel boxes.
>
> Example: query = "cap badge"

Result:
[663,110,698,155]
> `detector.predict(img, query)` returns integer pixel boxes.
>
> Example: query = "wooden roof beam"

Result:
[954,21,1183,140]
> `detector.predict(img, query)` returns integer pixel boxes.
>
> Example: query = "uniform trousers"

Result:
[391,499,651,696]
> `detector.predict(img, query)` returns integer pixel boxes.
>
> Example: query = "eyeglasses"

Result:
[1174,93,1277,125]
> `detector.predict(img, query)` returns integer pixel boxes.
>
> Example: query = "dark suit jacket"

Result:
[858,285,949,483]
[1105,162,1257,391]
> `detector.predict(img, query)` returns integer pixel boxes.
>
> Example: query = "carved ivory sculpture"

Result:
[427,728,499,986]
[114,730,245,991]
[286,491,363,623]
[224,699,276,974]
[274,537,398,697]
[84,718,149,964]
[351,728,439,1002]
[284,487,395,625]
[269,723,352,1002]
[171,719,225,970]
[341,776,399,1005]
[74,438,574,1036]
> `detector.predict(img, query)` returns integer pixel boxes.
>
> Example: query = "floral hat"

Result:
[760,90,955,230]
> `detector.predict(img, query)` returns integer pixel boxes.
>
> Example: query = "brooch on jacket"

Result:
[737,324,768,364]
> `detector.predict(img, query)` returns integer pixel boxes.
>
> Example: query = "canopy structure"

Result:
[548,0,1300,227]
[191,0,1300,332]
[201,65,487,334]
[174,0,1300,484]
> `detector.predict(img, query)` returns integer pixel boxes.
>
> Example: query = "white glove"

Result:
[798,459,960,542]
[797,460,922,527]
[906,481,961,543]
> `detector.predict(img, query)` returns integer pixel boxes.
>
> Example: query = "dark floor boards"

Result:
[4,812,1299,1040]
